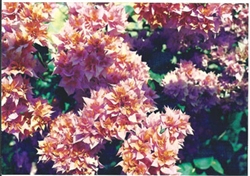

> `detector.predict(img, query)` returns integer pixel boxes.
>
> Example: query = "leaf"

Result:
[200,171,207,175]
[110,161,117,167]
[159,126,166,134]
[124,5,134,15]
[64,102,70,112]
[230,112,243,133]
[171,56,178,64]
[177,104,185,112]
[149,70,165,83]
[148,79,155,90]
[208,63,222,72]
[178,162,196,175]
[211,159,224,174]
[193,156,214,170]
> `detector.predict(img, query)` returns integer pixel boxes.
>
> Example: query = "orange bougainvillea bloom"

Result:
[38,111,105,174]
[118,106,193,175]
[1,74,53,141]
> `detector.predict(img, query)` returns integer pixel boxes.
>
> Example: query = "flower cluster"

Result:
[66,2,128,36]
[52,3,151,96]
[161,60,220,113]
[134,3,234,34]
[229,4,248,38]
[130,3,247,62]
[1,2,54,140]
[2,2,194,175]
[2,2,57,77]
[201,40,248,112]
[38,77,160,174]
[94,78,157,140]
[117,107,193,175]
[130,3,248,114]
[37,112,104,175]
[1,75,53,141]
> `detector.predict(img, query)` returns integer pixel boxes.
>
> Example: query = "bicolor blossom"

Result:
[117,106,193,175]
[1,75,53,141]
[38,112,104,174]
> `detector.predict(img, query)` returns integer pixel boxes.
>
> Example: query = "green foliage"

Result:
[1,133,16,173]
[193,156,214,170]
[147,79,156,90]
[149,70,165,83]
[211,159,224,174]
[179,157,224,175]
[124,5,134,16]
[178,109,247,175]
[178,162,197,175]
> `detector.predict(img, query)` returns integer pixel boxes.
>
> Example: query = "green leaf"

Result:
[178,162,196,175]
[110,161,117,167]
[208,63,221,71]
[159,126,166,134]
[149,70,165,83]
[177,104,185,112]
[161,44,167,52]
[230,112,243,132]
[171,56,178,64]
[124,5,134,15]
[64,102,70,112]
[211,159,224,174]
[148,80,155,90]
[232,143,243,152]
[193,156,214,170]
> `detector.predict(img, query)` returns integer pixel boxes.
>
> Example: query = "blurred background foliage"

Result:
[1,3,248,175]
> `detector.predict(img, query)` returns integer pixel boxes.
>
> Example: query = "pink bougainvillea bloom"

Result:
[1,29,37,77]
[118,106,193,175]
[52,2,149,95]
[28,98,53,132]
[1,75,32,107]
[161,60,220,112]
[38,111,105,174]
[134,3,235,36]
[2,2,57,78]
[1,74,53,141]
[99,78,156,140]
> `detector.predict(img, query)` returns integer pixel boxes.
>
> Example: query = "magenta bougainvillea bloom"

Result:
[51,2,152,95]
[38,112,105,175]
[1,29,37,77]
[133,3,234,35]
[117,106,193,175]
[161,60,220,112]
[53,29,151,94]
[100,78,157,140]
[2,2,58,78]
[1,2,55,141]
[66,2,128,36]
[201,38,248,112]
[1,75,53,141]
[2,2,196,175]
[38,77,159,174]
[2,2,55,44]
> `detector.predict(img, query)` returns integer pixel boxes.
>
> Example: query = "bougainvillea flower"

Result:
[1,75,33,107]
[118,106,193,175]
[161,60,220,112]
[38,112,105,174]
[134,3,235,36]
